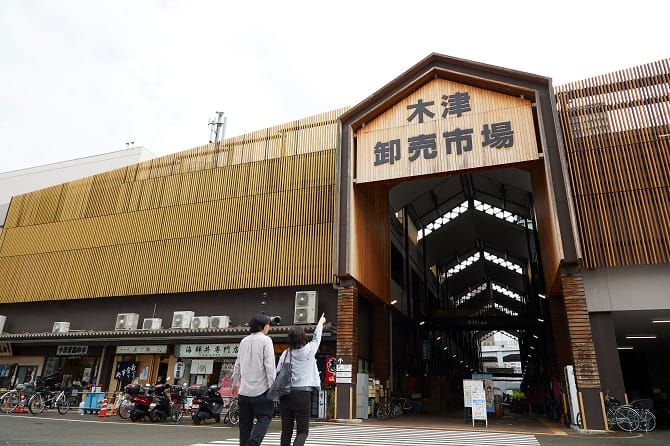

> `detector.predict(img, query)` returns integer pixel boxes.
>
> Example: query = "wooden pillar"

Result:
[335,280,358,419]
[371,303,389,385]
[561,273,605,430]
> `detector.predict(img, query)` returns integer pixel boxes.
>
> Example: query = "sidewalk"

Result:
[350,410,571,436]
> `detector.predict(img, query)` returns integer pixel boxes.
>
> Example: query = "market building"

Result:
[0,54,668,430]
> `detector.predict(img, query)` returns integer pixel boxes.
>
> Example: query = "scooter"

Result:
[191,384,224,424]
[126,383,154,422]
[147,384,172,422]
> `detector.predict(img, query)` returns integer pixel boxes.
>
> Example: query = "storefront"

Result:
[109,345,172,392]
[174,343,238,396]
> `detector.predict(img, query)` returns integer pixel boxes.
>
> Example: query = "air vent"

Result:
[171,311,194,329]
[191,316,210,329]
[210,315,230,329]
[294,291,318,324]
[115,313,139,330]
[52,321,70,333]
[142,318,162,330]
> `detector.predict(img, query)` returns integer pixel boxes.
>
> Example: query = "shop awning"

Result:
[0,324,336,345]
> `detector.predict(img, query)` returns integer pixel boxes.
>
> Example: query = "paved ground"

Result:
[0,408,668,446]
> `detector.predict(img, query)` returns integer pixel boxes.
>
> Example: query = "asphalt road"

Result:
[0,412,668,446]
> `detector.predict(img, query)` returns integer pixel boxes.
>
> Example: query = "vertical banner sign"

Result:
[115,361,137,380]
[325,356,337,385]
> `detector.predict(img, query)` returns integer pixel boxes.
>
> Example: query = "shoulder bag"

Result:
[267,349,292,401]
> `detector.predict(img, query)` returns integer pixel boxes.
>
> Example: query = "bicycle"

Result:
[391,396,414,415]
[375,396,393,420]
[223,396,239,425]
[631,399,656,432]
[169,385,187,423]
[116,392,133,419]
[27,386,71,415]
[0,383,35,413]
[604,391,639,432]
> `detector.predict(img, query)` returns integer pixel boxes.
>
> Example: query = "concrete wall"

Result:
[582,264,670,311]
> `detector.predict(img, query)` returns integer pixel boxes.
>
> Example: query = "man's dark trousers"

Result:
[238,391,274,446]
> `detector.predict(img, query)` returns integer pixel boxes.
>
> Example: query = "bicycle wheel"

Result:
[170,403,183,423]
[228,402,239,425]
[614,406,640,432]
[390,402,399,417]
[28,393,46,415]
[376,402,387,420]
[118,400,131,419]
[56,394,70,414]
[0,391,19,413]
[639,410,656,432]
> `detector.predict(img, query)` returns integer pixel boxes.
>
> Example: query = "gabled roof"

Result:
[340,52,551,132]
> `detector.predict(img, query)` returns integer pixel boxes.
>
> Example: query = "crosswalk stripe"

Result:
[188,423,541,446]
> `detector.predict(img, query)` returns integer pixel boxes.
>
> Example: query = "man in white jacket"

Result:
[232,314,276,446]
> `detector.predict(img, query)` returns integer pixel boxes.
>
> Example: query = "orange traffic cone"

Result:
[97,398,108,417]
[15,394,26,413]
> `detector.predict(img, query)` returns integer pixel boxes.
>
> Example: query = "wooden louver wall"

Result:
[555,60,670,269]
[0,108,348,303]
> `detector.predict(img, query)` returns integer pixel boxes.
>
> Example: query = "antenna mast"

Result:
[208,111,227,146]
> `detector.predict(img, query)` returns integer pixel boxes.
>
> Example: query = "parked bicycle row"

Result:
[375,395,420,420]
[0,371,74,415]
[1,380,240,426]
[604,391,657,432]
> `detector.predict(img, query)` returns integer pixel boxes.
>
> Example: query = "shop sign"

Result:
[191,359,214,375]
[356,78,538,184]
[175,344,238,358]
[115,361,137,380]
[0,342,11,356]
[325,355,337,385]
[115,345,168,355]
[174,362,185,379]
[56,345,88,356]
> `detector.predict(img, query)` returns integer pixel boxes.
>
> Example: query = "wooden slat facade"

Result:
[555,60,670,269]
[356,78,539,183]
[0,108,348,303]
[561,274,601,389]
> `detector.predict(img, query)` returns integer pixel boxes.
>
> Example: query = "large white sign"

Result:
[115,345,168,354]
[175,344,239,358]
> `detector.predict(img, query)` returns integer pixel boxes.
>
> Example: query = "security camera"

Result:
[269,315,281,325]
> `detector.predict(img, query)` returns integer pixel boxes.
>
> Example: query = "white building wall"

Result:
[0,147,155,226]
[582,264,670,312]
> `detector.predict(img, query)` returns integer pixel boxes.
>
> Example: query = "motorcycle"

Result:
[125,383,154,422]
[190,384,224,424]
[147,384,172,422]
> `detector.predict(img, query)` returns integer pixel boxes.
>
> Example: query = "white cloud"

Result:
[1,0,668,172]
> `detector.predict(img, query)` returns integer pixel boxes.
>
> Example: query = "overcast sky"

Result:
[1,0,667,172]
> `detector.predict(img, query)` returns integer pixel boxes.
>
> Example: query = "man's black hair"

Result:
[248,314,271,333]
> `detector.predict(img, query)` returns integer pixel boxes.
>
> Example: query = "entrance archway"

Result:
[334,54,605,429]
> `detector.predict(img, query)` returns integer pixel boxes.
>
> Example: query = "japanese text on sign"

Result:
[175,344,239,358]
[373,92,514,167]
[56,345,88,356]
